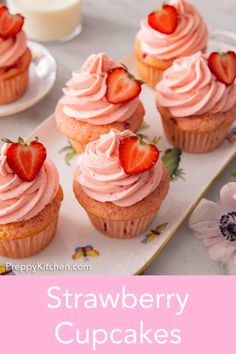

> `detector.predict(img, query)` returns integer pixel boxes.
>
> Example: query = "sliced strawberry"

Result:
[0,6,24,39]
[208,51,236,86]
[148,4,178,34]
[142,53,148,60]
[119,136,160,175]
[106,65,142,104]
[0,6,8,17]
[3,137,47,182]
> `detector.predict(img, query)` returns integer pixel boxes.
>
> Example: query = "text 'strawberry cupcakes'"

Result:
[73,129,169,239]
[56,53,145,153]
[0,137,63,258]
[0,6,32,104]
[156,51,236,153]
[135,0,208,88]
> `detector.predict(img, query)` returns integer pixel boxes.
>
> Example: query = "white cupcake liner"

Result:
[161,116,230,153]
[0,69,29,105]
[87,212,156,239]
[0,217,58,259]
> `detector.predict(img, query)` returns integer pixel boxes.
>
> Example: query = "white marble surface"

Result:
[1,0,236,274]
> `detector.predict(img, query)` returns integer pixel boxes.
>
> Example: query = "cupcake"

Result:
[56,53,145,153]
[0,6,31,104]
[135,0,208,88]
[156,51,236,153]
[0,137,63,258]
[73,129,170,238]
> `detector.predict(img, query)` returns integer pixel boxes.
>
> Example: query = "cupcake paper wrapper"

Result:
[0,69,29,105]
[161,116,231,154]
[87,212,156,239]
[135,56,164,88]
[0,216,58,259]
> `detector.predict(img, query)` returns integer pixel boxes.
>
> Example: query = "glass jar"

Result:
[6,0,83,42]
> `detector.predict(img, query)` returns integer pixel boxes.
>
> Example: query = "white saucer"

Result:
[0,41,57,117]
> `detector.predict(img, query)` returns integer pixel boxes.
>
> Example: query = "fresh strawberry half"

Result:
[208,51,236,86]
[148,4,178,34]
[119,136,160,175]
[2,137,47,182]
[0,6,7,17]
[0,6,24,39]
[106,65,143,104]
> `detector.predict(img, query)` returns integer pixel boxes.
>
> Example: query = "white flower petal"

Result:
[189,199,225,239]
[220,182,236,210]
[203,236,221,248]
[208,239,236,263]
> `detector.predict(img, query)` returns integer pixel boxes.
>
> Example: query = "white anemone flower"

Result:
[189,183,236,264]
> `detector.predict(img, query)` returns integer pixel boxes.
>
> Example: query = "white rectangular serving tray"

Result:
[0,31,235,275]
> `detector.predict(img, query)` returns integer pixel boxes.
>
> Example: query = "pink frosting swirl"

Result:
[76,130,163,207]
[60,53,140,125]
[156,52,236,117]
[0,31,27,68]
[137,0,208,61]
[0,144,59,225]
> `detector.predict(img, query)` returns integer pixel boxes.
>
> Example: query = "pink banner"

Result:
[0,276,234,353]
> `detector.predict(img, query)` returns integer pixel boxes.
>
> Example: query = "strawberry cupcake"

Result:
[73,129,170,238]
[56,53,145,153]
[156,51,236,153]
[135,0,208,88]
[0,137,63,258]
[0,6,31,104]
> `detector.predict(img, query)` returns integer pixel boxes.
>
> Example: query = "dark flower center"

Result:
[219,211,236,242]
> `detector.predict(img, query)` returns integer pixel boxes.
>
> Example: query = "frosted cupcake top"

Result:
[156,52,236,117]
[0,143,59,224]
[60,53,140,125]
[137,0,208,61]
[75,129,163,207]
[0,6,27,69]
[0,32,27,69]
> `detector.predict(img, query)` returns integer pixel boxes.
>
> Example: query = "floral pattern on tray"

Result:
[141,223,168,244]
[72,245,100,260]
[0,264,15,276]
